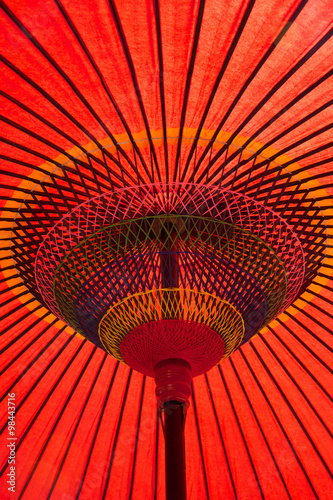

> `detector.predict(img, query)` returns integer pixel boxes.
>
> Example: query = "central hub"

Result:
[34,183,304,379]
[98,289,244,376]
[120,320,225,377]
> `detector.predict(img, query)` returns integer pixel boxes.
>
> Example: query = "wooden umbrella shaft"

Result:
[163,401,187,500]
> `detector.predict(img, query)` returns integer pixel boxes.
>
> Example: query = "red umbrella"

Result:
[0,0,332,498]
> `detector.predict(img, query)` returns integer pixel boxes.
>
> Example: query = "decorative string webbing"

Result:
[98,289,244,363]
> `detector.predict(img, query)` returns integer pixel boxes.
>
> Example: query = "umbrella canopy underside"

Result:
[0,1,332,499]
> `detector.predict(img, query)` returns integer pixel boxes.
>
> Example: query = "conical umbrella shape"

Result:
[0,0,332,499]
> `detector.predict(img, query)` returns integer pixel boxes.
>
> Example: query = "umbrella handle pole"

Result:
[154,358,191,500]
[163,401,187,500]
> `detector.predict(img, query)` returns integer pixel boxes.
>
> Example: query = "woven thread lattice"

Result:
[98,289,244,366]
[120,321,225,377]
[51,216,286,342]
[36,184,305,314]
[35,183,304,315]
[31,183,305,367]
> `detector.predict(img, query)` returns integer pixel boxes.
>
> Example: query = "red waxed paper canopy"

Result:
[0,0,332,499]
